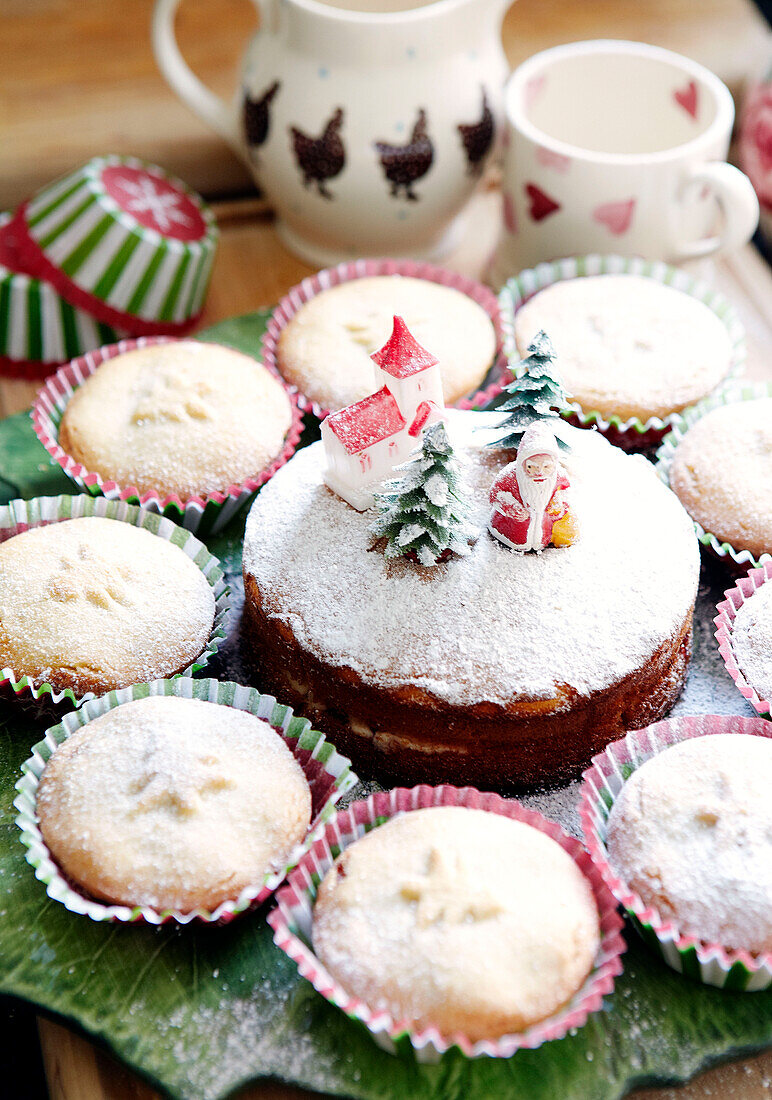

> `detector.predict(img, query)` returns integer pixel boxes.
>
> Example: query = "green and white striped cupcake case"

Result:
[0,212,125,375]
[497,253,746,451]
[656,381,772,571]
[13,156,218,334]
[14,677,358,925]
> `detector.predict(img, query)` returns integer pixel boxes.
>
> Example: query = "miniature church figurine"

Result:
[488,422,578,552]
[321,315,445,510]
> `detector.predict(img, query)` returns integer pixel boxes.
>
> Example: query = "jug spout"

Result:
[455,0,510,51]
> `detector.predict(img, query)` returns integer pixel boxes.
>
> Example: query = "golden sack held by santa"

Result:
[488,421,579,552]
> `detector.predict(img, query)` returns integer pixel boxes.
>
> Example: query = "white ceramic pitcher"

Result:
[153,0,509,265]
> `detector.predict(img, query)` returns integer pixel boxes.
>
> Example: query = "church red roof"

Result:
[324,386,406,454]
[371,315,439,379]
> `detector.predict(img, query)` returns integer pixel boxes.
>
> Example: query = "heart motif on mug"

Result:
[524,74,547,110]
[535,146,572,173]
[525,183,560,222]
[592,198,636,235]
[674,80,698,119]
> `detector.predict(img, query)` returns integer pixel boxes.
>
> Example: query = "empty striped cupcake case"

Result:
[12,156,218,335]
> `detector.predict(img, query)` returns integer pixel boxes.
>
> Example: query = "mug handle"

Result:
[674,161,759,260]
[151,0,274,166]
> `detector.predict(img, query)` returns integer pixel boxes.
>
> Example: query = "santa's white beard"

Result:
[518,468,557,549]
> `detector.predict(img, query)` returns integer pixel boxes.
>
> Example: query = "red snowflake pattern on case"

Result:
[101,166,206,241]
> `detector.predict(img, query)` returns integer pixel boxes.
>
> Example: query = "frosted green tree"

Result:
[370,421,476,566]
[486,330,569,450]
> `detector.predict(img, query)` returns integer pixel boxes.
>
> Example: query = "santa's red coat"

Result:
[489,466,569,550]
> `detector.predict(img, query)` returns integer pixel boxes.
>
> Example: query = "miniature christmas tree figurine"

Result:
[370,421,476,566]
[486,330,569,451]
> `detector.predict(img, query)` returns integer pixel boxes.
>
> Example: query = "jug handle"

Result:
[151,0,274,166]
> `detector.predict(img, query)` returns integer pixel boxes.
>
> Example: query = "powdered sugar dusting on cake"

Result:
[243,415,699,705]
[312,807,600,1039]
[59,342,293,499]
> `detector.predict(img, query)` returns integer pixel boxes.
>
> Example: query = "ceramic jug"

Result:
[153,0,509,264]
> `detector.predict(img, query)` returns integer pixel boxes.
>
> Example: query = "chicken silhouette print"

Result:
[457,88,494,177]
[243,80,281,150]
[289,108,346,199]
[375,109,434,201]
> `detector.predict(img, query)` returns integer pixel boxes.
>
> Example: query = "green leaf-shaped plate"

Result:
[0,312,769,1099]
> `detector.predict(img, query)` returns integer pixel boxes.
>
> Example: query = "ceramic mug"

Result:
[491,40,760,280]
[153,0,509,266]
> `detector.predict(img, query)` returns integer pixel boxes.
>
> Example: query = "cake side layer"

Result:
[243,573,692,789]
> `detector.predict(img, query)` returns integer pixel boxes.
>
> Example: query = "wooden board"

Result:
[37,1017,772,1100]
[1,0,769,209]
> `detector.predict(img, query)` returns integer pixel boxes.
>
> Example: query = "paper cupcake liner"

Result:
[31,336,304,536]
[268,784,625,1062]
[497,254,746,452]
[13,155,218,333]
[0,494,229,711]
[0,212,127,379]
[655,381,772,571]
[715,562,772,718]
[13,676,358,925]
[261,258,509,420]
[580,715,772,991]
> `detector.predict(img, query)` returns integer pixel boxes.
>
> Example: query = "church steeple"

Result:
[371,315,438,379]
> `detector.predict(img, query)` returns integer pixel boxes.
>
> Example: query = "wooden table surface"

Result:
[2,1,772,1098]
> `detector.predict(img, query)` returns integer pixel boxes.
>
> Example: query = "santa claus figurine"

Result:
[488,422,578,552]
